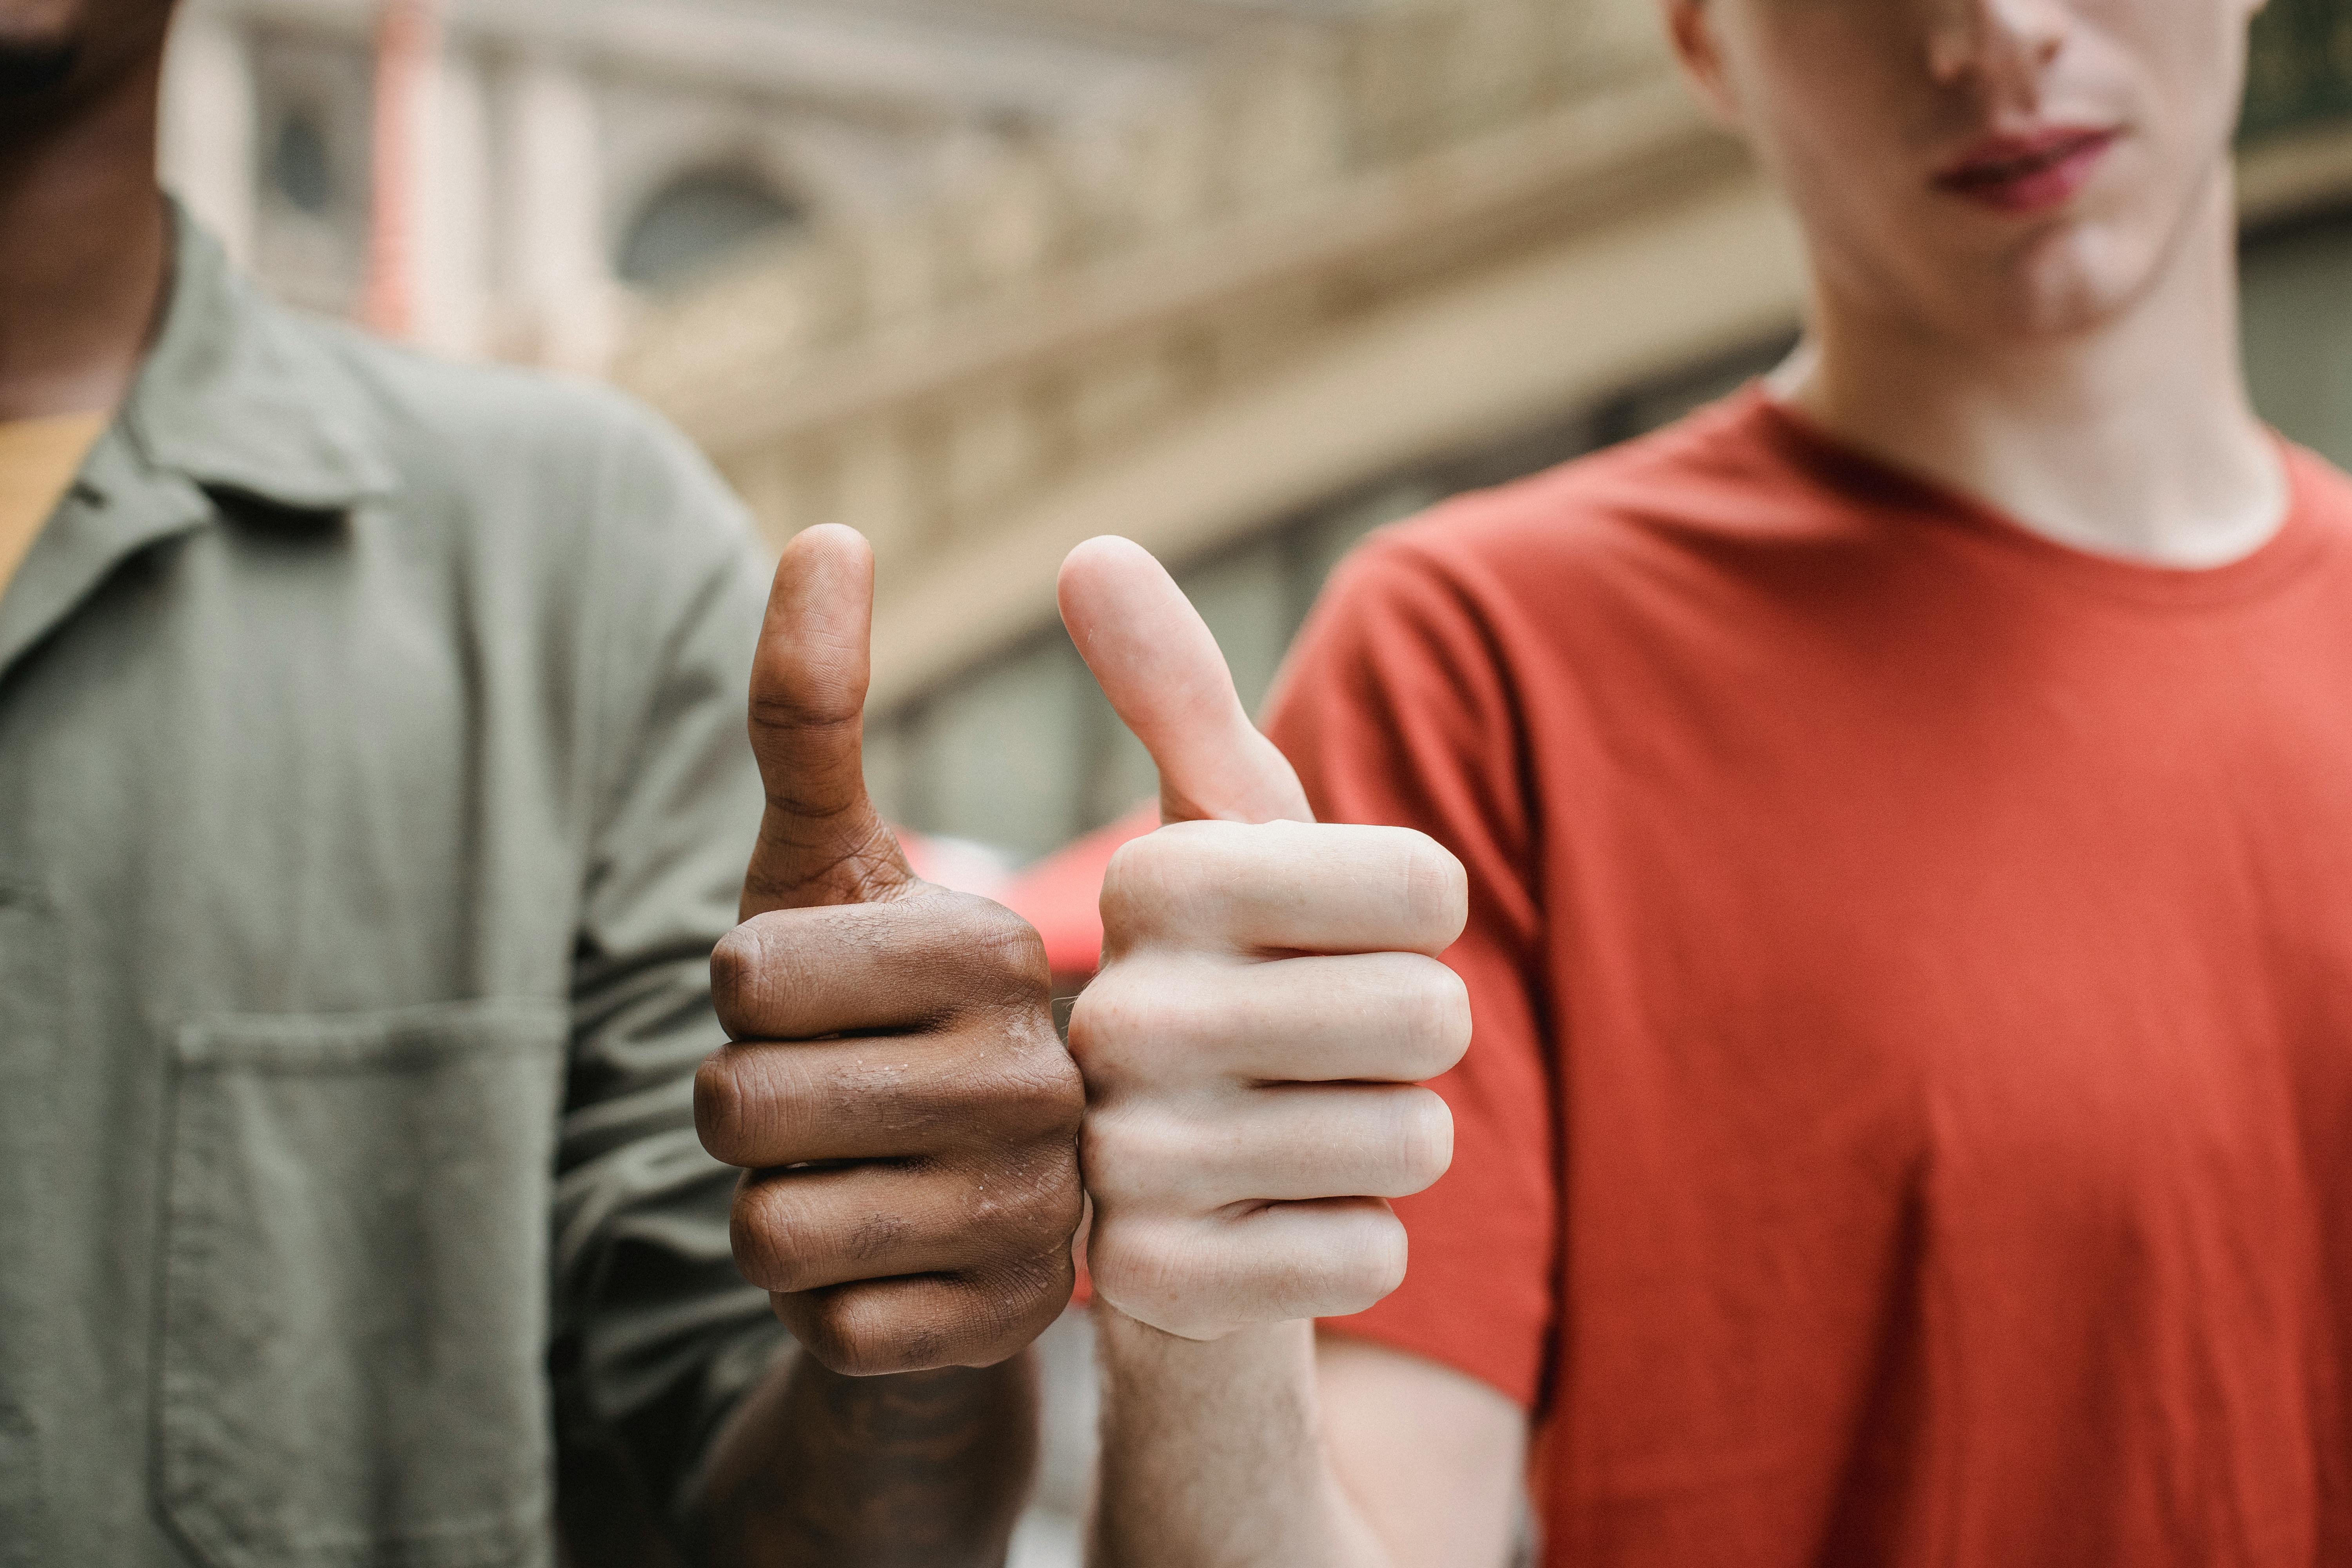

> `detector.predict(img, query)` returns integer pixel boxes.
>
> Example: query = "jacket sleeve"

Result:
[547,397,786,1548]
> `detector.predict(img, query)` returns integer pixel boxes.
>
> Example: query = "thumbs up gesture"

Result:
[695,526,1085,1375]
[1059,538,1471,1341]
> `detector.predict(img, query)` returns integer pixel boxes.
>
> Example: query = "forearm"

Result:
[687,1345,1040,1568]
[1091,1312,1390,1568]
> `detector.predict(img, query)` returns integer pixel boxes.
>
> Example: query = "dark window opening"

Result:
[618,169,805,290]
[270,109,335,216]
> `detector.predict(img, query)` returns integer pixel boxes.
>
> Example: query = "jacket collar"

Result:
[0,206,395,684]
[111,203,396,514]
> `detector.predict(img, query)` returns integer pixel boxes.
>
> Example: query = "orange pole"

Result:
[359,0,440,338]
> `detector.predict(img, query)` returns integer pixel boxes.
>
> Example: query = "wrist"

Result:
[1096,1308,1321,1441]
[1097,1304,1316,1361]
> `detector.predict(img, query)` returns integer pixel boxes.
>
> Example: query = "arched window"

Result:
[269,106,336,216]
[617,169,804,290]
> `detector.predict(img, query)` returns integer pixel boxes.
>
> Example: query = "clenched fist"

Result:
[1058,537,1471,1342]
[696,525,1085,1376]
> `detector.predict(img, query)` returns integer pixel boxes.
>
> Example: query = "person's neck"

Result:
[0,58,172,423]
[1775,178,2286,570]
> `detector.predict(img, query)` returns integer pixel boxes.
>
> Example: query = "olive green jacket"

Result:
[0,210,783,1568]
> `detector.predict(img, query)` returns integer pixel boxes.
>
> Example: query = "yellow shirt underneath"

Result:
[0,410,111,600]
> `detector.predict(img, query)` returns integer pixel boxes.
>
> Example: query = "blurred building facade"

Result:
[611,0,2352,863]
[147,5,2352,1566]
[160,0,1290,368]
[157,0,2352,863]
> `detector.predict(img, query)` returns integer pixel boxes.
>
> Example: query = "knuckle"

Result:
[1395,831,1470,949]
[707,924,766,1034]
[958,1252,1078,1365]
[1392,1088,1455,1192]
[1300,1203,1409,1318]
[746,675,857,741]
[1065,974,1149,1084]
[731,1179,828,1294]
[1004,1056,1089,1145]
[691,1053,744,1158]
[1399,960,1473,1076]
[976,900,1054,983]
[1349,1212,1412,1307]
[964,1145,1086,1251]
[1098,838,1172,943]
[841,1206,916,1263]
[1087,1218,1200,1325]
[1079,1106,1194,1209]
[1100,824,1233,945]
[953,1038,1085,1149]
[699,1047,833,1167]
[788,1264,1069,1377]
[928,889,1054,987]
[793,1295,930,1379]
[1069,965,1216,1094]
[1029,1051,1090,1138]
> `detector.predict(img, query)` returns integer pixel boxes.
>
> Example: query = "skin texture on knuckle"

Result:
[1345,1209,1413,1310]
[1087,1220,1224,1340]
[786,1255,1072,1376]
[1274,1198,1410,1319]
[1392,1087,1456,1196]
[698,1043,861,1167]
[1094,1200,1414,1335]
[1064,964,1189,1096]
[1098,821,1259,953]
[731,1177,823,1295]
[744,680,860,757]
[1068,953,1241,1100]
[1077,1102,1203,1214]
[926,996,1082,1156]
[1402,957,1474,1080]
[706,921,768,1039]
[1029,1051,1092,1145]
[975,894,1056,985]
[786,1291,940,1379]
[955,1249,1081,1365]
[919,887,1055,1001]
[711,907,867,1036]
[960,1045,1087,1154]
[1394,829,1471,954]
[1096,834,1183,952]
[950,1142,1087,1256]
[693,1050,751,1163]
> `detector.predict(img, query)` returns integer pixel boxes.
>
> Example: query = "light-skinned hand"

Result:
[1058,536,1470,1341]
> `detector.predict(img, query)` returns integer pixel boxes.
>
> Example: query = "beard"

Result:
[0,38,76,98]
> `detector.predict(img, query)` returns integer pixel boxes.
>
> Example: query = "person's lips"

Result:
[1931,126,2119,214]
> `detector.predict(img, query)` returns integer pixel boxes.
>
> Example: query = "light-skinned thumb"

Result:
[1058,536,1313,828]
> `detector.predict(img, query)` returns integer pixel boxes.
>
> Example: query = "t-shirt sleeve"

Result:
[1262,527,1559,1412]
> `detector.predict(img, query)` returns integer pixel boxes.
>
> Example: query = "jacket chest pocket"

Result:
[157,1000,568,1568]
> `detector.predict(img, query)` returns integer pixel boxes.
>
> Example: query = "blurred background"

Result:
[150,0,2352,1561]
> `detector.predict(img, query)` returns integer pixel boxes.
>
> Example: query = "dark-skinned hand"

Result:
[695,524,1085,1376]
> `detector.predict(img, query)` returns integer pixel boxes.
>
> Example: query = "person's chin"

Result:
[1979,219,2165,340]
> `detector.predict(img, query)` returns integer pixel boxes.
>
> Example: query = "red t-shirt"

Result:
[1263,388,2352,1568]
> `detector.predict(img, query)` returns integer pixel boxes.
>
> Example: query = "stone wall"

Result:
[160,0,1274,366]
[616,0,1726,683]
